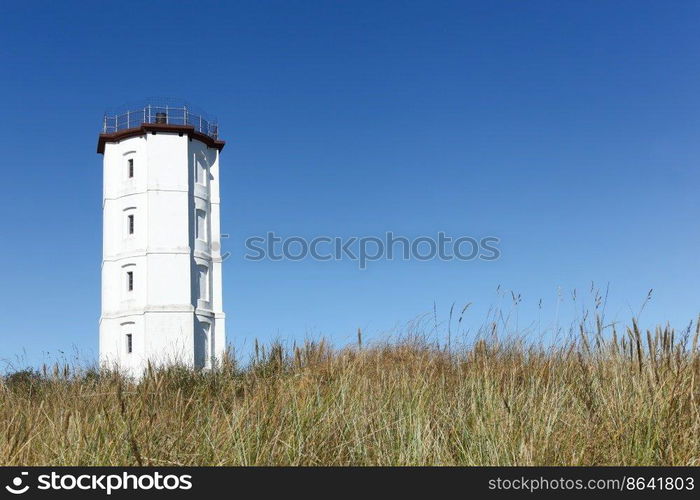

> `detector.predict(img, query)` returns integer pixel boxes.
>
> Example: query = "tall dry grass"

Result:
[1,317,699,466]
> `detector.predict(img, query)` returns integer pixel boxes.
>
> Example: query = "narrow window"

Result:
[197,265,209,301]
[202,323,210,368]
[126,334,133,354]
[127,271,134,292]
[127,158,134,178]
[196,209,207,242]
[127,214,134,235]
[195,155,206,185]
[195,323,210,370]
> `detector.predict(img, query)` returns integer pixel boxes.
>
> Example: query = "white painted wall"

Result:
[99,131,226,376]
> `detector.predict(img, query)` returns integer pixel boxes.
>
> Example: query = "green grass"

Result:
[1,317,699,466]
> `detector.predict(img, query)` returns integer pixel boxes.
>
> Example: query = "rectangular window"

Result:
[127,271,134,292]
[196,209,207,242]
[195,156,206,185]
[197,265,209,302]
[195,323,210,370]
[126,334,133,354]
[127,214,134,235]
[128,159,134,178]
[202,323,210,368]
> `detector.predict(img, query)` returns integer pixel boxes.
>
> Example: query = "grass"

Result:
[1,316,699,466]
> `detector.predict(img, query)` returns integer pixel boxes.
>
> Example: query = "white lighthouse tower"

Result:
[97,102,226,376]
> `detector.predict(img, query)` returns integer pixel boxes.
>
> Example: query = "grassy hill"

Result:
[1,317,699,466]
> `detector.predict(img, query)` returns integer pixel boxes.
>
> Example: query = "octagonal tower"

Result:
[97,102,226,376]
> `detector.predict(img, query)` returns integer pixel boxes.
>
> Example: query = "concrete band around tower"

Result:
[98,123,226,154]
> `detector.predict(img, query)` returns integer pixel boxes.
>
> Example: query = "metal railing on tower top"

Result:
[101,103,219,140]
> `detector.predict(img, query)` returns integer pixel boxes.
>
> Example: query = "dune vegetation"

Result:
[1,315,699,466]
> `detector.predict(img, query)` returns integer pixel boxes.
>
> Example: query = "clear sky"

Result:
[1,1,698,368]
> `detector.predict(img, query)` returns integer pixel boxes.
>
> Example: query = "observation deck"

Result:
[97,102,225,153]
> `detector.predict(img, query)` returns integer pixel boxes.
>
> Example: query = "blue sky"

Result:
[1,1,699,367]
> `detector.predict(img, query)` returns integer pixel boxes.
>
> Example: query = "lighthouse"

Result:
[97,102,226,376]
